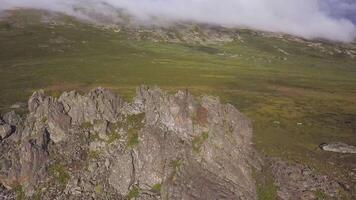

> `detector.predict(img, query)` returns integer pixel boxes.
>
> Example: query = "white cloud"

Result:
[1,0,355,42]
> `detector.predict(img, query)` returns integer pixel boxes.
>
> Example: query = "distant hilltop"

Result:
[1,9,356,58]
[1,0,356,42]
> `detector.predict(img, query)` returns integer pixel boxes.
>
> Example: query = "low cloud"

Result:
[1,0,356,42]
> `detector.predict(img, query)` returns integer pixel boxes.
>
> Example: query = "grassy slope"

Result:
[0,10,356,190]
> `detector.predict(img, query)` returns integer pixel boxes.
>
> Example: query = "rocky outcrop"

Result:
[0,91,51,196]
[1,86,349,199]
[269,159,341,200]
[28,90,71,143]
[59,88,124,125]
[0,86,259,200]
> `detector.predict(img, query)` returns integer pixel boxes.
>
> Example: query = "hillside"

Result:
[0,9,356,199]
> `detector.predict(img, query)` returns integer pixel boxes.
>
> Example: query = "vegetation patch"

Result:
[34,188,42,200]
[127,129,139,148]
[48,163,70,186]
[45,90,62,98]
[255,167,278,200]
[89,132,101,142]
[151,183,162,193]
[80,122,93,129]
[107,130,120,144]
[192,132,209,153]
[88,150,100,159]
[169,159,183,181]
[126,186,140,199]
[170,158,183,177]
[170,159,183,170]
[127,113,145,128]
[13,185,25,200]
[315,190,326,200]
[257,179,277,200]
[41,116,47,123]
[94,184,103,194]
[126,113,145,148]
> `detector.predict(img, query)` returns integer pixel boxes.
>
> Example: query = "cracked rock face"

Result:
[0,86,258,199]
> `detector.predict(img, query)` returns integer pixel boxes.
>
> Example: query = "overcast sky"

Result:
[1,0,356,42]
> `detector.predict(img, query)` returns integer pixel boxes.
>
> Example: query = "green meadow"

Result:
[1,11,356,185]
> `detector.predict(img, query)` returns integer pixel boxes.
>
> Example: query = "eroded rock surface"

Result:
[269,159,341,200]
[0,86,349,200]
[0,86,258,200]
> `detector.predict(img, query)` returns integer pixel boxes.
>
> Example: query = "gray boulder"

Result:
[0,138,48,196]
[59,87,124,125]
[320,142,356,154]
[0,124,12,139]
[108,151,134,195]
[28,90,71,143]
[18,142,48,195]
[2,111,21,126]
[133,86,197,140]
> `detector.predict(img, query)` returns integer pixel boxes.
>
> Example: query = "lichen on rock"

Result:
[3,86,341,199]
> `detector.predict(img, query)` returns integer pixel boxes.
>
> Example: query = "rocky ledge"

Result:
[0,86,259,199]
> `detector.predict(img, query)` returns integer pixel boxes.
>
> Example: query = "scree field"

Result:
[1,10,356,189]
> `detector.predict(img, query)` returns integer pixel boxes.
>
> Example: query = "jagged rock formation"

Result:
[0,86,350,200]
[0,86,259,200]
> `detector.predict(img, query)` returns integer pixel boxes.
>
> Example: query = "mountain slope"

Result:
[0,9,355,199]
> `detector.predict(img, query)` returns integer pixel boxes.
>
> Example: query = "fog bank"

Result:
[1,0,356,42]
